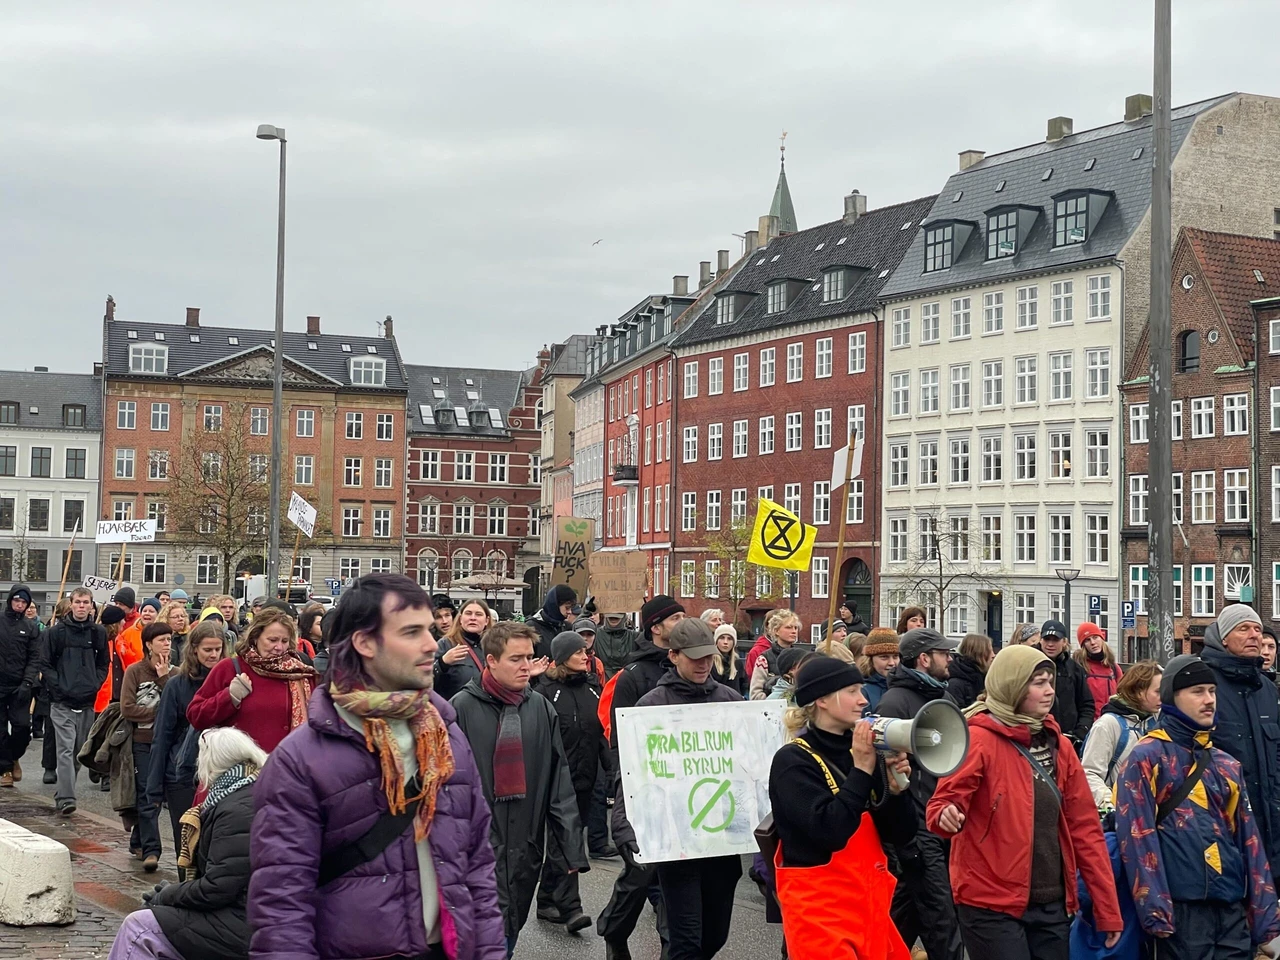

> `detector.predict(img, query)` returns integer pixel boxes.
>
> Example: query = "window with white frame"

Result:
[784,483,801,516]
[1225,469,1250,522]
[950,364,971,411]
[1085,349,1111,398]
[848,332,866,373]
[1272,564,1280,617]
[682,492,696,531]
[981,435,1003,482]
[760,348,776,386]
[419,450,440,481]
[115,448,135,479]
[1173,472,1183,524]
[816,338,833,378]
[706,491,721,530]
[1014,592,1036,623]
[1171,566,1183,616]
[1014,433,1037,480]
[1014,514,1036,562]
[951,297,971,339]
[947,592,970,637]
[1129,565,1149,613]
[1050,352,1073,400]
[110,499,133,522]
[1224,394,1249,436]
[1192,471,1215,523]
[823,269,845,302]
[767,283,788,314]
[847,405,865,446]
[419,502,439,535]
[374,457,393,488]
[889,442,909,487]
[150,402,169,431]
[1090,597,1110,633]
[349,358,386,386]
[196,555,219,585]
[1014,356,1037,404]
[921,303,941,344]
[1192,564,1216,616]
[1016,286,1039,330]
[683,362,698,398]
[982,515,1002,561]
[1085,514,1109,564]
[983,291,1004,333]
[117,400,136,430]
[251,407,270,436]
[142,553,166,584]
[892,308,911,348]
[731,488,747,524]
[1087,275,1111,320]
[1191,397,1215,438]
[377,413,394,440]
[888,517,908,561]
[680,560,696,597]
[716,295,735,325]
[1272,387,1280,432]
[1130,403,1149,443]
[950,515,970,561]
[346,556,367,580]
[204,404,222,431]
[1051,279,1074,325]
[1224,564,1252,601]
[1172,400,1183,440]
[488,453,507,484]
[982,360,1004,407]
[733,353,749,391]
[1085,429,1109,478]
[129,344,168,374]
[148,450,168,481]
[950,437,970,484]
[812,482,831,524]
[683,426,698,463]
[1049,513,1072,563]
[756,565,772,597]
[1130,475,1149,525]
[786,343,804,382]
[847,480,864,523]
[814,409,832,448]
[920,368,940,413]
[811,557,830,599]
[919,515,939,560]
[707,423,723,460]
[708,357,724,395]
[342,506,362,537]
[1049,430,1071,479]
[919,439,939,486]
[296,408,315,437]
[758,417,774,455]
[374,507,393,538]
[891,372,910,416]
[455,451,473,482]
[733,420,748,458]
[785,412,802,451]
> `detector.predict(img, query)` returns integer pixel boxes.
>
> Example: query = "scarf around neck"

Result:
[480,669,526,801]
[177,762,257,873]
[240,649,317,730]
[329,681,456,842]
[965,645,1055,733]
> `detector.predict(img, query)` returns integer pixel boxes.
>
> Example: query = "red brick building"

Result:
[404,360,545,614]
[671,192,936,637]
[1123,228,1280,654]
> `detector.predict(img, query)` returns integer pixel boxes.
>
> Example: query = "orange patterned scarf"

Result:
[329,682,455,841]
[240,651,317,731]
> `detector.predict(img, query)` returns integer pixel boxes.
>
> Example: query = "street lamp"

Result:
[1055,568,1080,636]
[257,124,286,591]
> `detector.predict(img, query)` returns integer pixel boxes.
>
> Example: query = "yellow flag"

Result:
[746,498,818,572]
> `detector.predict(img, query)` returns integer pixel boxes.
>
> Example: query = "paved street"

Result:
[4,737,782,960]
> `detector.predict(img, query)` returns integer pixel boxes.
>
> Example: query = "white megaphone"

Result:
[864,699,971,791]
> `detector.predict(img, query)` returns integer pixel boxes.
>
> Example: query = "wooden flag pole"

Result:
[55,519,80,605]
[284,526,302,602]
[823,429,859,654]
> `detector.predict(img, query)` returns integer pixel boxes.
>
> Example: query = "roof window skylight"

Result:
[227,336,238,345]
[878,269,890,279]
[1255,269,1266,283]
[1041,168,1053,181]
[127,330,138,339]
[770,255,781,262]
[307,342,317,350]
[341,344,352,353]
[487,408,504,428]
[433,389,446,399]
[952,191,963,202]
[995,180,1006,193]
[154,332,165,341]
[1131,148,1144,160]
[466,390,480,400]
[814,242,825,251]
[836,237,847,245]
[418,404,435,424]
[465,379,474,386]
[453,406,468,424]
[756,258,766,266]
[1084,157,1096,171]
[900,221,912,230]
[432,377,441,385]
[189,334,200,342]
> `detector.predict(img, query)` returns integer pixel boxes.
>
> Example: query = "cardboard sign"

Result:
[287,491,317,538]
[616,700,787,863]
[551,517,593,596]
[588,550,648,612]
[95,519,157,544]
[82,575,117,603]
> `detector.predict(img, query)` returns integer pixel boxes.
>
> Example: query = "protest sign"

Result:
[616,699,787,862]
[95,519,157,544]
[287,491,317,538]
[588,550,647,612]
[551,517,593,596]
[83,575,122,604]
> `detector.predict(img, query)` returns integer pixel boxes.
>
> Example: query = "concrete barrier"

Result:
[0,819,74,926]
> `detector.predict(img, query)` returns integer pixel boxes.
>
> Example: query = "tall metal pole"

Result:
[267,138,287,591]
[1147,0,1176,663]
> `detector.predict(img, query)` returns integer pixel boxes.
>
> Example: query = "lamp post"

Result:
[1055,568,1080,637]
[256,124,287,591]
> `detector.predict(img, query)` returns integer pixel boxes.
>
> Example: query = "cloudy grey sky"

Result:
[4,0,1279,375]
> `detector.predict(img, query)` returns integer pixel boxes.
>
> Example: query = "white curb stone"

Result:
[0,818,74,926]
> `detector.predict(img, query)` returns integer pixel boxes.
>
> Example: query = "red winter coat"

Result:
[1081,659,1123,720]
[926,712,1122,931]
[186,656,315,753]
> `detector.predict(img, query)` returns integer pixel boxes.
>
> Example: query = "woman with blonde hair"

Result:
[747,610,801,683]
[1009,623,1041,647]
[711,624,747,697]
[1073,623,1122,721]
[1080,660,1162,810]
[435,598,490,700]
[159,601,190,665]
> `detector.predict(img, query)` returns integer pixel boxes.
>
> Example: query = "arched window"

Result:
[485,550,507,574]
[1178,330,1200,373]
[452,549,473,581]
[416,549,439,589]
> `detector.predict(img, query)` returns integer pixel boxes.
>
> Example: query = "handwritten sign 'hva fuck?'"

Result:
[551,517,593,595]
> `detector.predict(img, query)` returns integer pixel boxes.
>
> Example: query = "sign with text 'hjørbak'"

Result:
[616,700,786,862]
[95,520,156,544]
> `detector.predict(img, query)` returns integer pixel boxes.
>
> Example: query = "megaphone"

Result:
[864,699,971,791]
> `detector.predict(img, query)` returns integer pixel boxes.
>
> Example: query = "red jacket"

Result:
[746,636,772,682]
[186,656,315,753]
[1081,659,1123,720]
[926,712,1122,931]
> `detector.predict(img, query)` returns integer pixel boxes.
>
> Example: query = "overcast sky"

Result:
[4,0,1279,375]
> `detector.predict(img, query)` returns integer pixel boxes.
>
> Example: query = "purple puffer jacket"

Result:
[248,687,506,960]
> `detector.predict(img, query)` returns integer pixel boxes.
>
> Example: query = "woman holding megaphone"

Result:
[767,657,916,960]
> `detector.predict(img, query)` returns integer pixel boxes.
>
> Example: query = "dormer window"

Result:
[129,344,168,374]
[1054,193,1089,246]
[925,224,954,272]
[822,268,846,302]
[988,210,1018,259]
[715,295,735,325]
[766,282,789,314]
[0,403,16,425]
[349,356,386,386]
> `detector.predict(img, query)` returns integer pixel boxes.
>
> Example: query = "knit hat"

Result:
[572,617,597,637]
[793,657,864,707]
[113,586,136,608]
[667,619,718,659]
[777,647,809,678]
[1217,603,1262,642]
[822,619,849,640]
[170,588,189,600]
[140,597,162,613]
[550,630,588,665]
[898,628,958,665]
[1161,655,1217,705]
[100,605,126,626]
[1077,621,1106,643]
[713,624,737,643]
[9,587,32,605]
[863,627,900,658]
[641,595,684,635]
[198,607,225,623]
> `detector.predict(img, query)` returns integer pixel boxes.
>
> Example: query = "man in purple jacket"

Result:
[248,573,506,960]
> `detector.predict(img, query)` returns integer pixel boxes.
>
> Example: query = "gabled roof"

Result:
[104,319,409,392]
[1185,228,1280,362]
[0,371,102,431]
[406,364,528,438]
[879,94,1235,300]
[672,195,937,348]
[544,334,594,379]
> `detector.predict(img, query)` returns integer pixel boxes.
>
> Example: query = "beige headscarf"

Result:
[964,645,1055,732]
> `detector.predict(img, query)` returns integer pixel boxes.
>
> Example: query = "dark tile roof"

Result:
[104,319,409,392]
[0,371,102,431]
[879,95,1234,301]
[544,334,595,378]
[405,364,528,438]
[671,195,938,348]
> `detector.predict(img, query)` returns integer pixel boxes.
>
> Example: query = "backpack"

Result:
[1106,717,1131,785]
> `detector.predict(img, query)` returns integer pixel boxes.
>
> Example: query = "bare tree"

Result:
[892,513,1007,631]
[694,497,784,619]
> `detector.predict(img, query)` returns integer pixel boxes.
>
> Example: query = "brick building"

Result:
[1123,228,1280,653]
[405,360,544,614]
[671,186,935,637]
[538,336,592,587]
[99,302,408,595]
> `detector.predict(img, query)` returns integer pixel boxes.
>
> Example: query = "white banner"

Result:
[830,437,865,491]
[95,519,157,544]
[82,575,122,603]
[287,491,317,538]
[616,699,787,863]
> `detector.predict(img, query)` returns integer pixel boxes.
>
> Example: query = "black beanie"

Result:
[641,595,684,635]
[1161,654,1216,705]
[793,657,864,707]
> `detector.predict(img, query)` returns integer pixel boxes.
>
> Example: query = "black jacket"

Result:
[711,656,748,698]
[537,670,608,799]
[1048,649,1095,744]
[434,630,485,701]
[0,584,39,694]
[450,680,586,939]
[876,665,956,817]
[608,640,672,748]
[946,654,986,710]
[145,670,208,803]
[525,611,567,661]
[595,622,640,677]
[39,614,109,709]
[150,783,253,960]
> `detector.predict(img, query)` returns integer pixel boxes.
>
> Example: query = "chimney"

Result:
[104,296,115,322]
[673,275,689,297]
[744,229,759,253]
[698,261,712,288]
[716,249,730,275]
[383,315,394,339]
[185,306,200,327]
[596,325,608,338]
[93,362,103,377]
[843,190,868,223]
[34,366,48,373]
[1125,93,1153,122]
[306,315,321,335]
[1046,116,1073,142]
[958,149,985,171]
[758,214,780,247]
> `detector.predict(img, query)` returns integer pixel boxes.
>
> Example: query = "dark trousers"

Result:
[956,901,1070,960]
[588,765,610,853]
[537,792,585,917]
[889,832,964,960]
[164,783,195,856]
[0,690,31,774]
[655,855,741,960]
[597,846,669,948]
[131,742,161,857]
[42,727,56,771]
[1152,901,1250,960]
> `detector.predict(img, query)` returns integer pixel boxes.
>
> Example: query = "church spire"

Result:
[769,130,798,234]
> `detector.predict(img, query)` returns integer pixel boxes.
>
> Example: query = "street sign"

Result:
[95,519,157,544]
[1088,595,1102,615]
[1121,600,1136,630]
[286,491,317,538]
